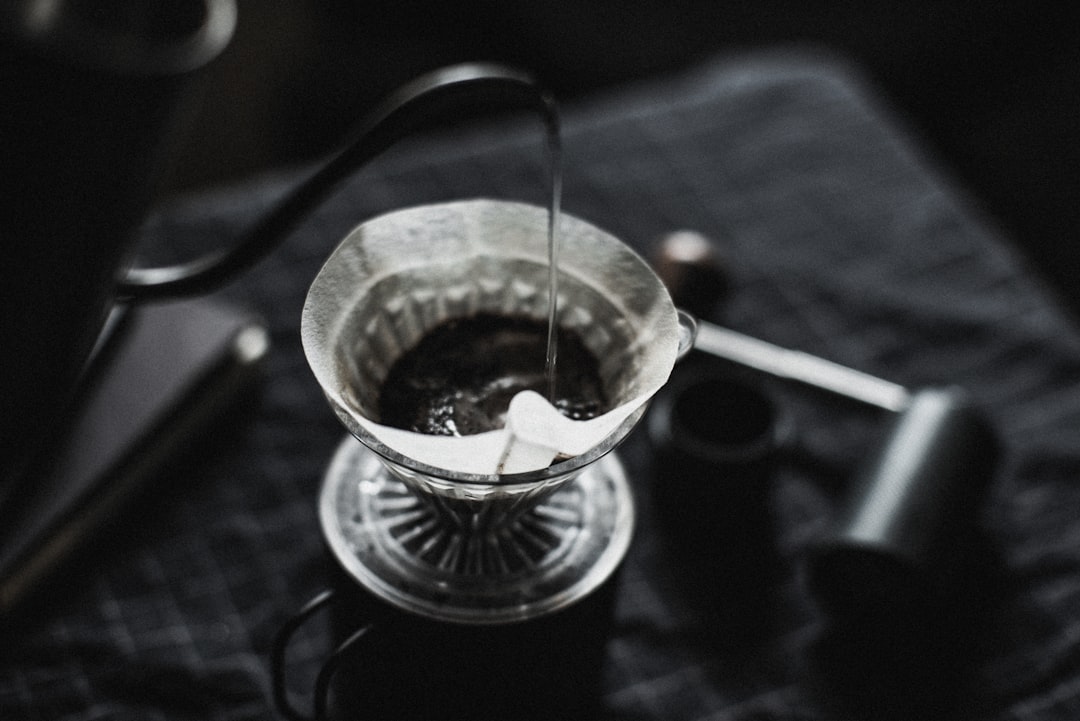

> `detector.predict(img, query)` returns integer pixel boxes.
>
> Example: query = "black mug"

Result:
[645,367,790,645]
[273,566,619,721]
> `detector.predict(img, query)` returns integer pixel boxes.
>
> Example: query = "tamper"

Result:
[807,385,999,615]
[806,387,999,716]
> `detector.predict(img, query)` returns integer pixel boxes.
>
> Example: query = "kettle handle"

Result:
[117,62,558,301]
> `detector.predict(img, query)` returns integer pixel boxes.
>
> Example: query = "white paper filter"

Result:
[301,199,681,477]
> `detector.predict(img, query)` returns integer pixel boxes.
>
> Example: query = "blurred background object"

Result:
[169,0,1079,315]
[0,0,238,495]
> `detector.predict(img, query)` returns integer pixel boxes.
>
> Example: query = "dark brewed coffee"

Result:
[378,313,608,436]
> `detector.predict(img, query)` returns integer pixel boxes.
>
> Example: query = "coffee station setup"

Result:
[4,3,1078,721]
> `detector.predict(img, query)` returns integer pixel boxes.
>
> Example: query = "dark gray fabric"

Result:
[4,47,1080,720]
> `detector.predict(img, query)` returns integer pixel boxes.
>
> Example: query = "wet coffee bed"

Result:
[378,313,609,436]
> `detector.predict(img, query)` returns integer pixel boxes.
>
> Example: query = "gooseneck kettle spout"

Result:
[117,62,559,300]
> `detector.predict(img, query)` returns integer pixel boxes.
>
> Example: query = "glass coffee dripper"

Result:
[300,199,693,624]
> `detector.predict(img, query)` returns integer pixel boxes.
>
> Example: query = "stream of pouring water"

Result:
[543,115,563,404]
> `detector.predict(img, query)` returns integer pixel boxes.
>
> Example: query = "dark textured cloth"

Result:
[4,47,1080,720]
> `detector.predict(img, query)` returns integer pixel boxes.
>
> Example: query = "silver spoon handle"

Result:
[693,320,911,412]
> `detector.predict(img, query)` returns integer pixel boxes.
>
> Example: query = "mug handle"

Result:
[271,588,375,721]
[117,62,557,301]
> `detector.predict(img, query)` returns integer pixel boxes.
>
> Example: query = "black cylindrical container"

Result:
[648,369,788,534]
[645,368,789,645]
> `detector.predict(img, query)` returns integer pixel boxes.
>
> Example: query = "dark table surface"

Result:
[4,48,1080,720]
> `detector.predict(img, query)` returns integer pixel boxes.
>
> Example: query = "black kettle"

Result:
[0,1,555,495]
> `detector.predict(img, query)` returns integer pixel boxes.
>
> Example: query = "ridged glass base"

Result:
[319,435,634,624]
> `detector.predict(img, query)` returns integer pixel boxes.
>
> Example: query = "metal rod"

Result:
[693,320,911,413]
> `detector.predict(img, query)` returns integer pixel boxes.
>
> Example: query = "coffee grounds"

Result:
[378,313,608,436]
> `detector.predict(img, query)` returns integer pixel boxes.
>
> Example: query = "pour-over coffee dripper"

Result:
[275,199,694,721]
[300,199,692,624]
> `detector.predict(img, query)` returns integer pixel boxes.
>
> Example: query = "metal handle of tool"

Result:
[692,319,910,412]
